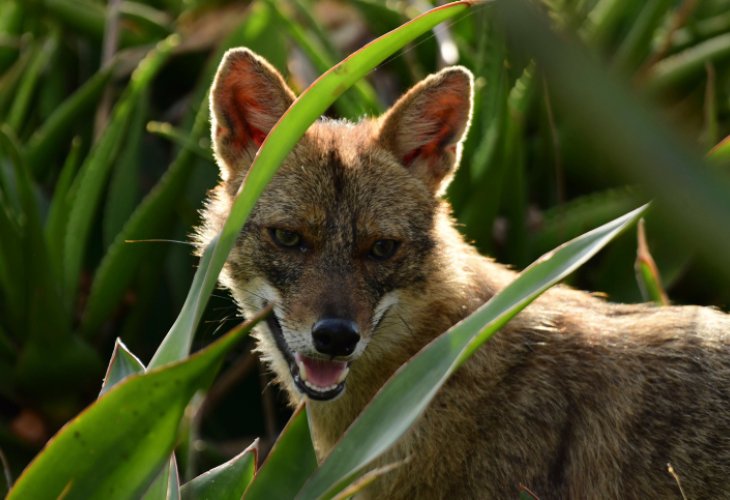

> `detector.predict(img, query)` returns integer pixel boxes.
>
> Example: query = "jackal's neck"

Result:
[306,207,513,459]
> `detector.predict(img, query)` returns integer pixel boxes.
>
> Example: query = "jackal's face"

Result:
[199,49,472,401]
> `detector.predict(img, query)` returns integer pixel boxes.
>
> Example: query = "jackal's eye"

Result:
[369,239,399,260]
[270,228,302,248]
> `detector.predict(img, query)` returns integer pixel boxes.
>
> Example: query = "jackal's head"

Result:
[199,49,472,401]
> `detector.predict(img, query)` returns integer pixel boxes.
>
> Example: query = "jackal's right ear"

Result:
[210,48,295,182]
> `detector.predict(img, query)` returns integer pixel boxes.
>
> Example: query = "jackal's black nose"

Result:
[312,318,360,357]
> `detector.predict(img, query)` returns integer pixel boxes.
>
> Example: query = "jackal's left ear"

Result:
[378,67,473,194]
[210,48,296,182]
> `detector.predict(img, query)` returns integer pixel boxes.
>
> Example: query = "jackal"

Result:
[196,48,730,498]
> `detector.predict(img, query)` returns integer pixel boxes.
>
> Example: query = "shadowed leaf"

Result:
[7,308,269,500]
[181,440,257,500]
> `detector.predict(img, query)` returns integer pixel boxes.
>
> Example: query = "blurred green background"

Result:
[1,0,729,489]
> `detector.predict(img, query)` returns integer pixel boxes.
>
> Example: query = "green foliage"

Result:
[8,309,267,499]
[0,0,729,497]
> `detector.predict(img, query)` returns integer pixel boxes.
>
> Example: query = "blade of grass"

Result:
[297,205,647,499]
[149,0,482,369]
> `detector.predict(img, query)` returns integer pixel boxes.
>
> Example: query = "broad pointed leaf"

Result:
[244,404,316,500]
[181,440,258,500]
[7,308,269,500]
[99,338,145,396]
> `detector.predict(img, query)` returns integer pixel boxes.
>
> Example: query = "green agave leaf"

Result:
[146,121,212,161]
[181,440,258,500]
[297,204,647,499]
[453,17,512,240]
[0,46,33,119]
[708,135,730,167]
[0,225,20,332]
[531,187,641,256]
[494,0,730,280]
[43,0,155,46]
[0,0,22,73]
[143,456,180,500]
[244,404,316,500]
[103,88,148,248]
[63,34,178,304]
[634,218,668,305]
[266,0,381,119]
[7,307,269,500]
[611,0,672,72]
[150,0,479,369]
[0,127,99,408]
[24,66,113,176]
[646,32,730,94]
[99,338,145,397]
[45,136,83,275]
[581,0,635,46]
[7,33,59,134]
[81,8,285,336]
[668,11,730,53]
[80,96,208,337]
[120,1,173,39]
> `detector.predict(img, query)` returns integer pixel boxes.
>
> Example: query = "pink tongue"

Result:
[296,353,347,387]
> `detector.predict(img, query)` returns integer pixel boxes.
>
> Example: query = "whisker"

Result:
[124,238,194,246]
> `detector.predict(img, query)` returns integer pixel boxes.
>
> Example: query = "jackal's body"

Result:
[196,48,730,498]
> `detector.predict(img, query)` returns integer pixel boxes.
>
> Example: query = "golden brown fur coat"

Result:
[196,48,730,498]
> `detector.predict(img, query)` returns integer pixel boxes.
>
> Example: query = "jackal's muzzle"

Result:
[266,312,355,400]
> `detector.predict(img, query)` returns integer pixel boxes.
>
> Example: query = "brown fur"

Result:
[196,48,730,498]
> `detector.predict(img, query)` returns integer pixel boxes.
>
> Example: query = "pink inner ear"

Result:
[401,124,458,166]
[250,127,266,147]
[402,147,422,166]
[217,82,270,150]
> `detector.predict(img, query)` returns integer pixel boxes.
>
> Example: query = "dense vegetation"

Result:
[0,0,729,496]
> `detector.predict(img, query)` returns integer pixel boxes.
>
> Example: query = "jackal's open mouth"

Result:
[266,313,349,401]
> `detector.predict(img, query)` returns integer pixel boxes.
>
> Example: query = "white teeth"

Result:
[294,357,350,393]
[303,379,342,393]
